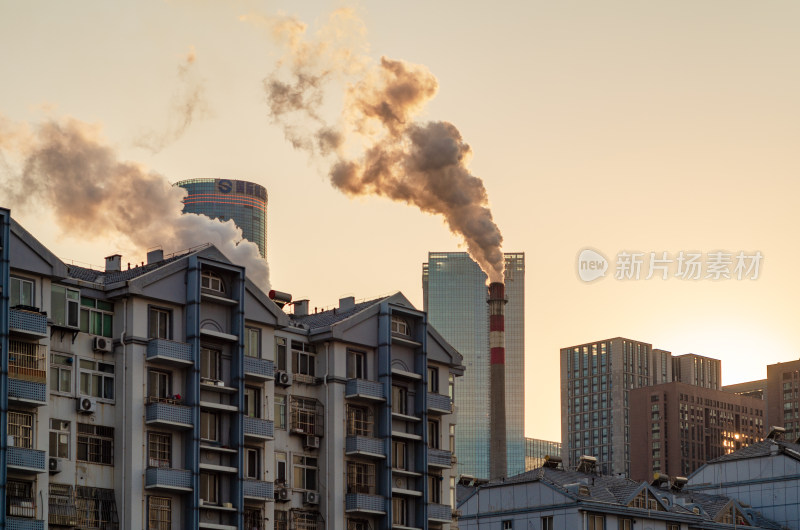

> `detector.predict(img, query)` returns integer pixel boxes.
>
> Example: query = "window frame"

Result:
[200,472,219,504]
[77,423,114,465]
[392,440,407,470]
[275,394,287,430]
[428,366,439,393]
[275,452,288,485]
[392,385,408,415]
[245,447,260,479]
[244,327,260,358]
[147,369,172,402]
[50,353,73,394]
[79,297,114,338]
[8,410,33,448]
[392,497,407,526]
[9,276,34,308]
[147,432,172,469]
[49,419,70,459]
[148,496,171,530]
[347,350,367,379]
[200,411,219,442]
[275,337,288,371]
[79,359,115,401]
[346,404,374,437]
[347,460,376,494]
[201,270,225,293]
[428,419,440,449]
[293,454,319,491]
[148,307,171,340]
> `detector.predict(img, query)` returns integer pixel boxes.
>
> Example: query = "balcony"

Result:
[428,503,453,523]
[145,399,193,430]
[146,338,192,366]
[428,448,453,469]
[244,417,274,440]
[9,308,47,338]
[427,393,452,415]
[8,379,47,406]
[243,479,274,500]
[345,436,386,459]
[145,467,192,492]
[7,447,46,474]
[345,493,386,514]
[345,379,385,402]
[244,356,275,380]
[6,518,45,530]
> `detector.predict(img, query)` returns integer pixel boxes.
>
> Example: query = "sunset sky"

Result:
[1,1,798,442]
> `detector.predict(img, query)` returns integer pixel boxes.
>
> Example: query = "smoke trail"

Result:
[135,46,210,154]
[259,10,505,281]
[0,115,269,288]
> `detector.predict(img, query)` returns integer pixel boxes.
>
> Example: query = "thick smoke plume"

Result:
[135,46,209,154]
[259,9,504,281]
[0,115,269,288]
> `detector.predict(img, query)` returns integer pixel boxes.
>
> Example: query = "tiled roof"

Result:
[67,253,189,285]
[706,439,800,464]
[291,297,387,330]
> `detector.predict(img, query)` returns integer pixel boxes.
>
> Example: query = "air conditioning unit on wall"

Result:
[76,397,96,413]
[303,491,320,505]
[276,370,292,386]
[49,458,63,474]
[275,488,291,502]
[93,336,113,353]
[304,435,320,450]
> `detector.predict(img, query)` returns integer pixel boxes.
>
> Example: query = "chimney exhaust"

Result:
[488,281,507,479]
[105,254,122,273]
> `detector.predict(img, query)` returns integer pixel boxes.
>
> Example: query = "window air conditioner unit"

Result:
[49,457,63,474]
[93,336,113,353]
[304,435,320,450]
[276,370,292,387]
[275,488,291,502]
[303,491,320,505]
[77,397,97,414]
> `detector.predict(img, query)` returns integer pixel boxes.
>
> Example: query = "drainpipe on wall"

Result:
[120,298,127,528]
[323,342,331,527]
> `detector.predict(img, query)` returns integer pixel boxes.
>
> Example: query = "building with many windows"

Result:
[766,359,800,442]
[672,354,721,390]
[0,207,463,530]
[524,438,562,472]
[175,178,269,259]
[422,252,525,479]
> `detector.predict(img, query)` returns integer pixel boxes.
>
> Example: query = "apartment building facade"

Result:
[766,359,800,442]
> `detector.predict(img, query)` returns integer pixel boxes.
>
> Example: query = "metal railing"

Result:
[8,341,46,383]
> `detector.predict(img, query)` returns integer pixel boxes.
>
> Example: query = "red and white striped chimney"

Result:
[488,281,507,479]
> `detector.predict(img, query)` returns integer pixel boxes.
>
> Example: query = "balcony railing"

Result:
[428,503,453,522]
[428,447,453,468]
[244,417,274,439]
[345,493,386,514]
[427,393,452,414]
[244,357,275,380]
[145,399,193,429]
[146,338,192,365]
[345,379,385,401]
[8,379,47,405]
[6,517,45,530]
[8,341,46,383]
[7,447,46,474]
[9,308,47,337]
[243,480,274,500]
[145,467,192,491]
[345,436,386,458]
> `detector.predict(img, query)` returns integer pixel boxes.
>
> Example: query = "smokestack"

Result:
[488,281,507,479]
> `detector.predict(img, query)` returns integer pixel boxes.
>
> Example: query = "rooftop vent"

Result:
[339,296,355,311]
[146,248,164,264]
[294,300,309,317]
[105,254,122,273]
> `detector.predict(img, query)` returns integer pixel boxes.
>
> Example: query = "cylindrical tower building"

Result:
[174,178,268,259]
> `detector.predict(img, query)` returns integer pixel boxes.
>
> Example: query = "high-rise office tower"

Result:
[766,359,800,441]
[174,178,268,259]
[422,252,525,478]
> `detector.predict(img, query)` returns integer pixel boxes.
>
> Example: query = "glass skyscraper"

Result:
[423,252,525,478]
[174,178,268,259]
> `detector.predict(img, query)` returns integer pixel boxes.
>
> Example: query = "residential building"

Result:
[524,438,561,472]
[0,207,463,530]
[687,433,800,530]
[422,252,525,479]
[629,381,765,482]
[723,379,767,401]
[672,354,721,390]
[175,178,269,259]
[457,459,782,529]
[766,359,800,441]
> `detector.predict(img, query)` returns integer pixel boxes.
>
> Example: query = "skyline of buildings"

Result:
[422,252,526,479]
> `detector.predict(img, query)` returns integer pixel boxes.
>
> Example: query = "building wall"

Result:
[673,354,721,390]
[767,359,800,440]
[630,382,766,482]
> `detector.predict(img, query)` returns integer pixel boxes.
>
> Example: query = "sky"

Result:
[1,1,799,442]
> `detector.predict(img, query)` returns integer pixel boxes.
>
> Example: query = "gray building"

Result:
[422,252,525,479]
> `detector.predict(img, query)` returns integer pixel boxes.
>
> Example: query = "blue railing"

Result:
[345,493,386,514]
[7,447,46,473]
[146,339,192,364]
[8,379,47,404]
[244,417,274,439]
[243,357,275,379]
[145,401,193,428]
[345,436,385,458]
[345,379,385,400]
[145,468,192,490]
[6,518,45,530]
[243,479,274,500]
[9,308,47,336]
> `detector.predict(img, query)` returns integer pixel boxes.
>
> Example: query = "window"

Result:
[347,520,371,530]
[148,497,171,530]
[200,473,218,504]
[79,359,115,400]
[275,337,288,370]
[450,476,456,509]
[667,525,679,530]
[291,341,316,377]
[429,473,441,503]
[10,276,34,307]
[147,369,171,402]
[619,520,633,530]
[50,419,70,458]
[346,461,376,494]
[392,440,407,470]
[290,396,323,435]
[49,484,77,527]
[502,521,513,530]
[293,511,319,530]
[7,480,36,518]
[77,424,114,465]
[149,308,170,340]
[391,316,409,335]
[201,270,224,292]
[148,432,171,468]
[588,514,604,530]
[448,373,455,401]
[428,366,439,393]
[275,395,287,430]
[541,516,554,530]
[245,386,261,418]
[428,420,440,449]
[275,511,288,530]
[51,353,73,393]
[449,424,456,453]
[244,508,264,530]
[293,455,318,491]
[275,452,287,485]
[51,284,80,328]
[8,410,33,448]
[347,350,367,379]
[392,385,408,415]
[392,497,407,525]
[245,327,260,357]
[75,486,119,529]
[245,447,260,479]
[80,297,114,337]
[201,412,218,441]
[200,347,221,381]
[346,405,373,436]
